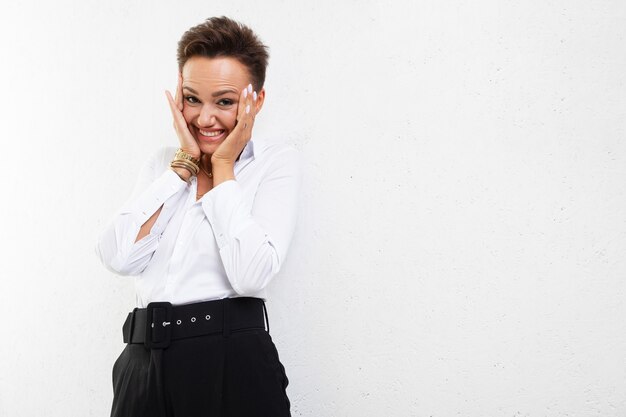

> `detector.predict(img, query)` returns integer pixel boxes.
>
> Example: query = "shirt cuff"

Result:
[201,179,258,249]
[119,168,188,226]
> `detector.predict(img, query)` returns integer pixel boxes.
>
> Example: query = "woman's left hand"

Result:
[211,83,258,166]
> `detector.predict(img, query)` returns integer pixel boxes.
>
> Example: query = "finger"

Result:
[243,84,255,120]
[242,85,259,131]
[165,90,187,130]
[251,88,259,118]
[178,72,184,111]
[165,90,176,116]
[175,73,183,112]
[165,90,179,131]
[174,76,180,110]
[235,84,249,127]
[246,83,253,115]
[244,88,259,129]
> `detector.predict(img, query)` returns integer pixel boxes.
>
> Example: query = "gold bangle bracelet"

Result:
[170,159,199,175]
[170,163,198,176]
[171,156,199,170]
[174,148,200,165]
[169,160,194,170]
[170,164,196,179]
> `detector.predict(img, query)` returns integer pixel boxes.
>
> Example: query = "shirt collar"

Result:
[236,137,257,163]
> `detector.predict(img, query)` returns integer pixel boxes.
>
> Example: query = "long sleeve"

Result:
[95,147,188,276]
[201,146,302,295]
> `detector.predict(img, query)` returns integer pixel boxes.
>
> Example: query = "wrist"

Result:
[176,148,201,164]
[211,163,235,187]
[170,166,192,184]
[210,153,236,166]
[170,148,199,178]
[211,162,234,174]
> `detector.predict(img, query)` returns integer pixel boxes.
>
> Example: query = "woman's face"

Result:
[181,55,265,156]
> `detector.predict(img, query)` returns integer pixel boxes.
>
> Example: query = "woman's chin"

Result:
[197,138,223,155]
[197,143,215,155]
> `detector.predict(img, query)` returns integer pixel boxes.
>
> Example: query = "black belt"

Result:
[122,297,268,349]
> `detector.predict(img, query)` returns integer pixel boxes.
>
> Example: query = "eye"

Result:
[217,98,234,106]
[184,95,199,104]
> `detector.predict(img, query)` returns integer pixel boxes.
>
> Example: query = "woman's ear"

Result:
[254,88,266,115]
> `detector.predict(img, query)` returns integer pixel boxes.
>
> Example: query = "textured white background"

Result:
[0,1,625,416]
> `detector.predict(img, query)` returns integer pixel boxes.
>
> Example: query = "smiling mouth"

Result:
[197,128,225,142]
[199,129,224,137]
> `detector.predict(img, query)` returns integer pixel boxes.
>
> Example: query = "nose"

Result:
[197,104,216,127]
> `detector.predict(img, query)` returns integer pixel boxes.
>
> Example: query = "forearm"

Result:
[212,162,236,187]
[133,159,233,244]
[135,204,164,242]
[171,165,193,182]
[133,166,189,242]
[96,156,189,274]
[201,148,301,295]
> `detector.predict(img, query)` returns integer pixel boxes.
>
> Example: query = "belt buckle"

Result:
[144,301,173,349]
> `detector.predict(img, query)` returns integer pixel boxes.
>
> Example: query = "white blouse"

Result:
[95,137,302,308]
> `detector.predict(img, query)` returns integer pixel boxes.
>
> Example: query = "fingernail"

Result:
[253,91,257,101]
[243,88,248,98]
[246,104,250,114]
[247,84,253,93]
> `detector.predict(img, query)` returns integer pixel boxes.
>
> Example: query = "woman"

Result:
[95,16,300,417]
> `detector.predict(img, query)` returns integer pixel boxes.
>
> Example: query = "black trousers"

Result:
[110,298,291,417]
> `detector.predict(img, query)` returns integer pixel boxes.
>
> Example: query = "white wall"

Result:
[1,0,625,416]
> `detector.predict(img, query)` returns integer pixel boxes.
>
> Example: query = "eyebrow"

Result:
[183,86,238,97]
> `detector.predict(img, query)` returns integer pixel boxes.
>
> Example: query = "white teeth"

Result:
[199,129,224,137]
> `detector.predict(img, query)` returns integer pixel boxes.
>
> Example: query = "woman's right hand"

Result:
[165,72,201,159]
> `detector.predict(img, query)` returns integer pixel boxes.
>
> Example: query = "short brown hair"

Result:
[177,16,269,90]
